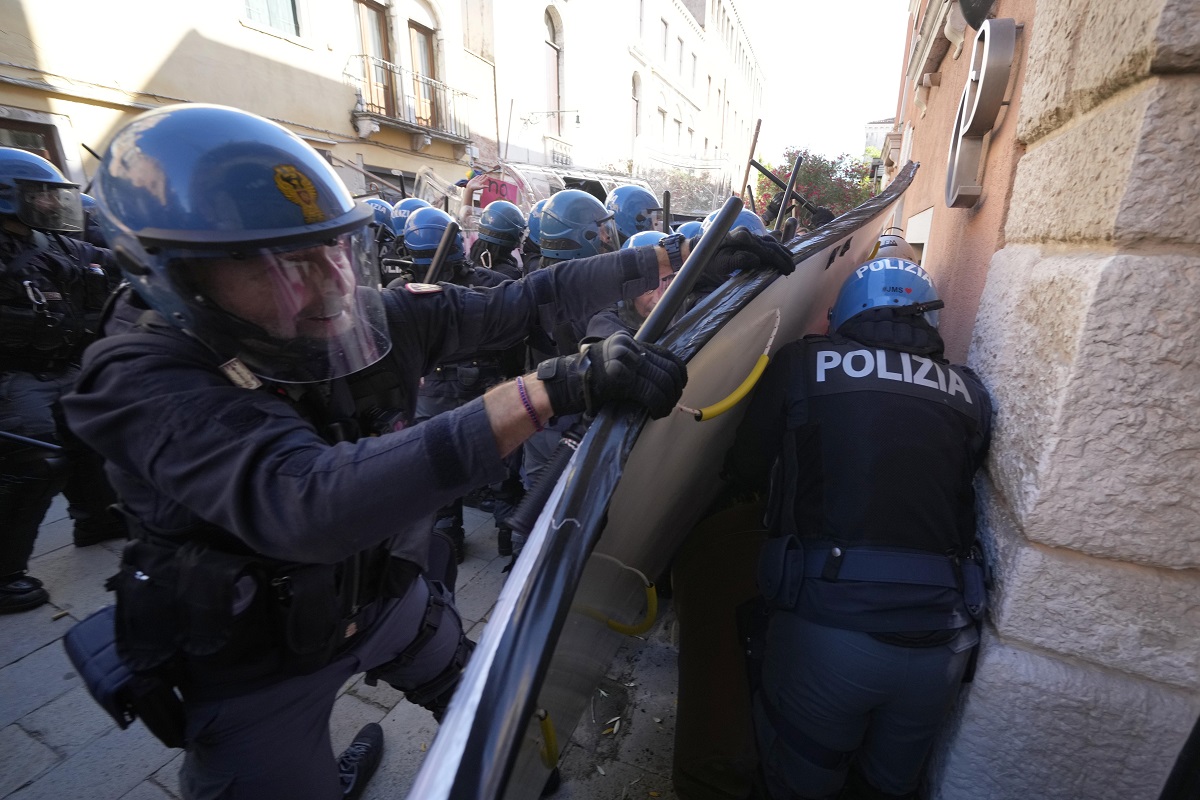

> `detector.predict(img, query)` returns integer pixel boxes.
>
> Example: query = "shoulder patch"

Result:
[404,282,444,294]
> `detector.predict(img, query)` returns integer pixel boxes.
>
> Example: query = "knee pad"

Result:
[363,581,475,721]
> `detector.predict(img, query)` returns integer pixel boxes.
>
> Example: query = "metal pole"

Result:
[423,220,461,283]
[775,152,804,232]
[738,119,761,201]
[504,99,514,162]
[661,190,671,232]
[636,194,743,343]
[0,430,63,452]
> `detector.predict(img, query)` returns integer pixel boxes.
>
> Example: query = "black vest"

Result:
[771,334,991,632]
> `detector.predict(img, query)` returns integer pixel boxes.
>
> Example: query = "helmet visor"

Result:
[169,231,391,383]
[588,213,621,256]
[638,207,664,234]
[16,180,83,232]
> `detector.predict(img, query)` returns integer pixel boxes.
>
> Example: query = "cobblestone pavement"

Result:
[0,498,677,800]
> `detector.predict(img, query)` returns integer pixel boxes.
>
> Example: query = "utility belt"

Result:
[757,536,987,621]
[105,532,419,677]
[428,359,506,391]
[62,514,424,748]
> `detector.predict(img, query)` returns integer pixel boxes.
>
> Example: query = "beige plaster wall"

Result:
[895,0,1036,363]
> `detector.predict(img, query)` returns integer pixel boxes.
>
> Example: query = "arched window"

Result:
[544,8,563,137]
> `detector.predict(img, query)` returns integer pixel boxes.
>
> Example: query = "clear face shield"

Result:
[589,213,622,256]
[16,179,84,232]
[639,207,664,233]
[167,230,391,383]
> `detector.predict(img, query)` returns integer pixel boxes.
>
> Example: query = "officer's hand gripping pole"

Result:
[422,219,461,284]
[504,196,745,538]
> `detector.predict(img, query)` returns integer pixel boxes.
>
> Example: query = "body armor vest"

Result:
[766,334,990,633]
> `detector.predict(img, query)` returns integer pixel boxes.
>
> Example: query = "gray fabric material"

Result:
[180,577,461,800]
[754,615,975,799]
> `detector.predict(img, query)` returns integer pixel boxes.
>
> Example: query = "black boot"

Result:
[0,573,49,614]
[338,723,383,800]
[497,526,513,557]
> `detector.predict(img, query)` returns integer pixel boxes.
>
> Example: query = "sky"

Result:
[733,0,911,163]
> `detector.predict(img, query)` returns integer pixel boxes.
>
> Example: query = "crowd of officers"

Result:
[1,102,990,800]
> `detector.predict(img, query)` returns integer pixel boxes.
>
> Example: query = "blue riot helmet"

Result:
[477,199,526,249]
[364,198,394,229]
[92,103,388,384]
[539,189,621,263]
[402,206,465,266]
[526,198,548,246]
[701,207,769,237]
[0,147,83,232]
[675,219,703,238]
[828,256,940,331]
[390,197,430,238]
[621,230,668,250]
[604,184,663,242]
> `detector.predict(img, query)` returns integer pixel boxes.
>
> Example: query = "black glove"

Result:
[537,331,687,420]
[701,228,796,290]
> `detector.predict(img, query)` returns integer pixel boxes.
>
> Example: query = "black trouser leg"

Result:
[0,452,67,575]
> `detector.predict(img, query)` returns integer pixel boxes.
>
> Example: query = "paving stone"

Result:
[0,641,80,729]
[6,721,176,800]
[0,723,59,797]
[19,685,119,757]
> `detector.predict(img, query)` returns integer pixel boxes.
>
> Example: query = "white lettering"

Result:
[935,363,947,393]
[948,369,972,403]
[876,349,903,381]
[912,356,940,389]
[869,261,885,272]
[816,350,841,382]
[843,349,874,378]
[855,265,869,279]
[901,352,913,382]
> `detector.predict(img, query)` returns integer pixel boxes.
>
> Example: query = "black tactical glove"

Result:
[537,331,687,420]
[709,228,796,277]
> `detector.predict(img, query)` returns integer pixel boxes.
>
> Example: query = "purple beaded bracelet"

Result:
[516,375,544,432]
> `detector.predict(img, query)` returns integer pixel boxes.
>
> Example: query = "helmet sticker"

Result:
[274,165,325,223]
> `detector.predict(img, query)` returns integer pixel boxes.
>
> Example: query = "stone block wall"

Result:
[928,0,1200,797]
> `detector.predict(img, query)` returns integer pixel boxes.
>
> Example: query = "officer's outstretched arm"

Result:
[482,331,687,457]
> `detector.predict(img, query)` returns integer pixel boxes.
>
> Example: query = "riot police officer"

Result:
[604,184,663,245]
[0,147,122,613]
[468,199,525,280]
[586,230,671,339]
[724,244,993,799]
[405,206,522,561]
[380,197,431,285]
[62,104,793,799]
[522,198,548,275]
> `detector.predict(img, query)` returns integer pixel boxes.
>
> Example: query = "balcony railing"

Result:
[344,54,471,141]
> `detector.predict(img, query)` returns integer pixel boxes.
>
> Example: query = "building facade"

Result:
[880,1,1200,797]
[0,0,762,217]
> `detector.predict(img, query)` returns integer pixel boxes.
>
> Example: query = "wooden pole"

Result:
[738,119,761,201]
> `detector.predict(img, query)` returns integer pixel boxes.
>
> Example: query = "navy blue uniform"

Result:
[414,263,523,559]
[61,246,662,799]
[726,327,992,799]
[0,228,121,582]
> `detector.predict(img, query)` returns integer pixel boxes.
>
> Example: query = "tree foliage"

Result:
[755,147,873,220]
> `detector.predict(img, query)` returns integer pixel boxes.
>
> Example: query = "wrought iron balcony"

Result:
[344,54,471,143]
